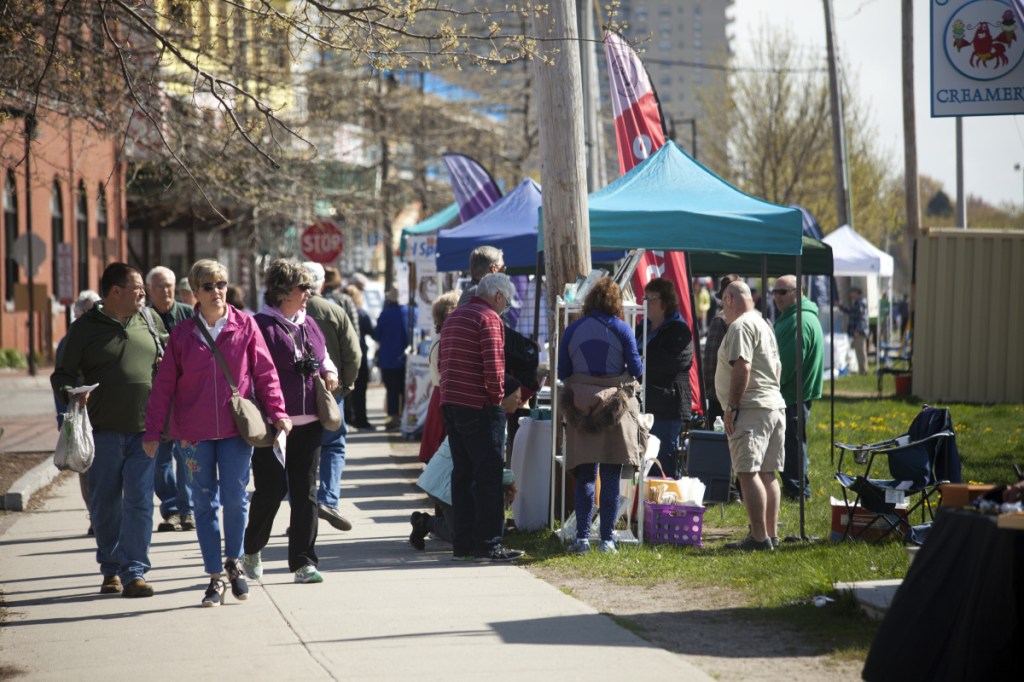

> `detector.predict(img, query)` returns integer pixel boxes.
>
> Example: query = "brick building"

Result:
[0,111,126,363]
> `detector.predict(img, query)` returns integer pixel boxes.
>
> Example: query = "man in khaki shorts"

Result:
[715,281,786,551]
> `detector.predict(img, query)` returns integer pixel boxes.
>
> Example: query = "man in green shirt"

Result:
[52,263,166,598]
[146,266,195,532]
[772,275,824,501]
[303,262,361,532]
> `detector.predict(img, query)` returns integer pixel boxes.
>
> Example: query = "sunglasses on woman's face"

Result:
[296,283,312,292]
[200,281,228,293]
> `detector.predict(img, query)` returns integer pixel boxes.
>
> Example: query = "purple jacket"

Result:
[145,306,288,442]
[254,311,330,418]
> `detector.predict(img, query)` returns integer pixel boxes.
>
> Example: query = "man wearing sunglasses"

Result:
[146,266,196,534]
[771,276,824,502]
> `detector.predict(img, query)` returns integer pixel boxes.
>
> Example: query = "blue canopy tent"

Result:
[435,179,542,272]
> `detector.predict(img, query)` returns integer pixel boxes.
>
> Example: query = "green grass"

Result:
[512,376,1024,610]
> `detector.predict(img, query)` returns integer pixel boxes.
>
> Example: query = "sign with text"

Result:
[931,0,1024,117]
[300,220,344,263]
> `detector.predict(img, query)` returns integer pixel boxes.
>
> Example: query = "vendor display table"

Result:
[863,508,1023,681]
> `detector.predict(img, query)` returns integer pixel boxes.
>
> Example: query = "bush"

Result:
[0,348,28,369]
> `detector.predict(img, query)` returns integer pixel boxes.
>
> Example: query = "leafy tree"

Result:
[1,1,553,264]
[697,26,904,247]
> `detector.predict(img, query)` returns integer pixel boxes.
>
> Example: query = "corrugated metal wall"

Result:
[915,229,1024,404]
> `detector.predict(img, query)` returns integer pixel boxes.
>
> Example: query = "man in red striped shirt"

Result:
[438,273,523,562]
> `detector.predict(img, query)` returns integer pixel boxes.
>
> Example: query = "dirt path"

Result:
[528,566,864,681]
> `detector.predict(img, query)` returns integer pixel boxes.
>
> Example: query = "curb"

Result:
[3,457,61,511]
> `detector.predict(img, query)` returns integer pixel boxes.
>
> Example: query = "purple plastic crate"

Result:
[643,502,704,547]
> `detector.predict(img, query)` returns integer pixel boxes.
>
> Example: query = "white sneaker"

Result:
[294,565,323,583]
[241,552,263,580]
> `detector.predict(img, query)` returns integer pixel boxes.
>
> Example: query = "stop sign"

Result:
[300,221,344,263]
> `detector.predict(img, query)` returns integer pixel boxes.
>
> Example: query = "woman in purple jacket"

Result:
[242,259,339,585]
[145,259,291,607]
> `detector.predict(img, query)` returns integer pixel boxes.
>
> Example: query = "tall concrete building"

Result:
[609,0,733,159]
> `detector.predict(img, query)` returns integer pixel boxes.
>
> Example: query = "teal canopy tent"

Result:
[538,141,818,266]
[399,202,460,258]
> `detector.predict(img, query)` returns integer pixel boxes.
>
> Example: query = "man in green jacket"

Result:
[772,275,824,501]
[303,262,362,532]
[51,263,166,598]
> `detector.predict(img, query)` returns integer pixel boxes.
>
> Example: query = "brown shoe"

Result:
[99,575,122,594]
[122,578,155,598]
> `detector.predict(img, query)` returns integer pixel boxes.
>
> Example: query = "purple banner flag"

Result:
[443,153,503,222]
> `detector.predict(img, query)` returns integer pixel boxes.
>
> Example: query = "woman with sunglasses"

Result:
[242,259,339,585]
[637,277,694,480]
[144,259,291,607]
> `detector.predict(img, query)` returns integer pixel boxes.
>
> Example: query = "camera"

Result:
[294,354,321,376]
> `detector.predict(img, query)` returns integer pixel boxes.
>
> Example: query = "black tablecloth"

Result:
[863,509,1023,681]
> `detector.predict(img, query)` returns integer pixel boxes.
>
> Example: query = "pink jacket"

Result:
[145,306,288,443]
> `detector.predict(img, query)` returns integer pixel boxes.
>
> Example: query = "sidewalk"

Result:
[0,385,713,681]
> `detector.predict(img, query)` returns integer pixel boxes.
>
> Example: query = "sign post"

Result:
[300,221,345,264]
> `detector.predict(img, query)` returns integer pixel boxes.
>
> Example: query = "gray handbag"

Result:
[314,374,343,431]
[196,320,274,447]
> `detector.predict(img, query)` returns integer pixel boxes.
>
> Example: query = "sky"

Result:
[730,0,1024,211]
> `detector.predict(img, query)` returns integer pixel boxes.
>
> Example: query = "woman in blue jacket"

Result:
[373,286,409,430]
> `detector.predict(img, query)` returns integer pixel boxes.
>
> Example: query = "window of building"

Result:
[197,4,212,51]
[635,5,648,20]
[76,182,89,292]
[659,39,672,51]
[694,4,702,15]
[96,185,107,239]
[51,181,63,296]
[659,5,672,17]
[4,171,18,303]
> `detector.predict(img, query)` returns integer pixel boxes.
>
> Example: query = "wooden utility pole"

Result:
[823,0,852,228]
[578,0,606,192]
[534,1,591,306]
[901,0,920,242]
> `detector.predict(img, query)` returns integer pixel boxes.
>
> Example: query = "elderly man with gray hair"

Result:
[715,281,787,551]
[458,245,505,307]
[438,272,523,562]
[302,262,362,531]
[146,265,197,533]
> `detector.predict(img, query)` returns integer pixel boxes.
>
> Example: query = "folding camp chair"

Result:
[834,406,960,542]
[876,324,912,394]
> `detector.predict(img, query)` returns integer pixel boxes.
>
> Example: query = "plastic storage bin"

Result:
[643,502,704,547]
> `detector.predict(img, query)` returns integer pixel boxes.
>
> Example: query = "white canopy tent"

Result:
[823,225,895,373]
[823,225,894,277]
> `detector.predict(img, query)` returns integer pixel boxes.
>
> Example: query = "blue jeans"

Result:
[574,463,622,542]
[317,395,347,508]
[443,404,506,556]
[180,437,253,574]
[154,440,193,518]
[649,418,682,479]
[89,431,155,582]
[781,401,812,498]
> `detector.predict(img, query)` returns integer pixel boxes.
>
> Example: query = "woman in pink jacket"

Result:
[144,259,291,607]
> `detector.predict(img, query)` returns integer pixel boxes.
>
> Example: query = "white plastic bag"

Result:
[54,401,95,473]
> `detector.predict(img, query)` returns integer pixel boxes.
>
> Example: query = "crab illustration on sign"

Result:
[945,1,1023,80]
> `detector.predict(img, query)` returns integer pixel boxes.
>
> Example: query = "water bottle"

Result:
[713,416,725,432]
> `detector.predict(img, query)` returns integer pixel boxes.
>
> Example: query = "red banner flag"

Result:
[604,31,667,176]
[604,31,702,414]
